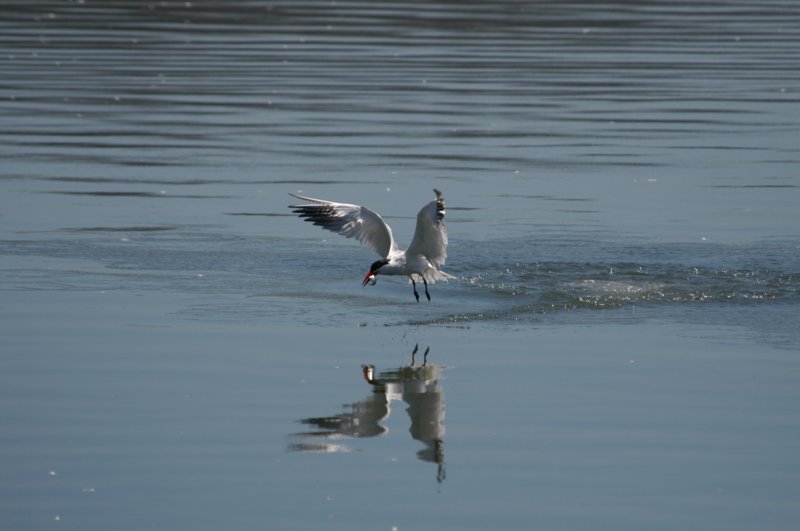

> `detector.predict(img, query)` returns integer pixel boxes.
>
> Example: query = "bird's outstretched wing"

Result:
[289,194,398,259]
[406,189,448,269]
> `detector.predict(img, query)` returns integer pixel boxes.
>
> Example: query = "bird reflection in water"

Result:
[290,345,447,482]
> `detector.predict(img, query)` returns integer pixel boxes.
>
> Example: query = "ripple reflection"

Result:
[290,344,447,483]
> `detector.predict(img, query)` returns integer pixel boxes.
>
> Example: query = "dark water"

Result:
[1,1,800,530]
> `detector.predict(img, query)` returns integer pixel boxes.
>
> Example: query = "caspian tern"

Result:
[289,189,453,302]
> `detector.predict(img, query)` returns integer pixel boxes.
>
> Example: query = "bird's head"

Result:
[362,259,389,286]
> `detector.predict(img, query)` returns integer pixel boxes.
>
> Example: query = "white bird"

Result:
[289,189,453,302]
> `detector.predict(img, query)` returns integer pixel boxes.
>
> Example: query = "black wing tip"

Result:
[433,189,445,220]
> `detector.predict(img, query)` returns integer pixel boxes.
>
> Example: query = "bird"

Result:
[288,189,452,302]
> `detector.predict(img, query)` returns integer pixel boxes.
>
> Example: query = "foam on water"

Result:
[2,232,797,346]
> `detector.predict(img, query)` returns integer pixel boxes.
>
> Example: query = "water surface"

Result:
[1,1,799,530]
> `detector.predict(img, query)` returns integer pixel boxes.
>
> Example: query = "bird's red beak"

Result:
[362,271,374,286]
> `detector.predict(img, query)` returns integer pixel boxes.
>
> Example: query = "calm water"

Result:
[1,1,799,529]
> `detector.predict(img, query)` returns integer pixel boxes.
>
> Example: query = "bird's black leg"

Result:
[423,278,431,301]
[411,278,420,302]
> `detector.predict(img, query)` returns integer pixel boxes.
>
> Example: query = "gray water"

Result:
[1,1,799,529]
